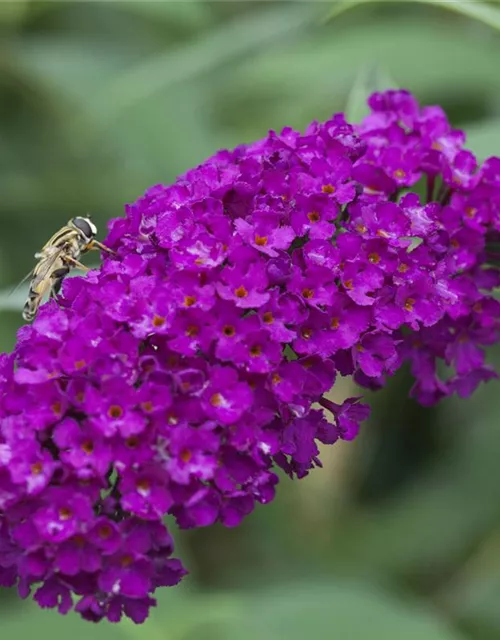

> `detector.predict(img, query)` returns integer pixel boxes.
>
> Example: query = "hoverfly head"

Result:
[71,216,97,242]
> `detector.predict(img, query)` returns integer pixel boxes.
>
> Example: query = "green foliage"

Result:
[221,582,464,640]
[1,2,500,638]
[1,581,464,640]
[325,0,500,33]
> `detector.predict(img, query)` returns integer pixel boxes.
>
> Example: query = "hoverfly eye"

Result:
[72,217,96,239]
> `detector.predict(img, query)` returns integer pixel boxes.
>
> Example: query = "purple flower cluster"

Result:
[1,89,499,622]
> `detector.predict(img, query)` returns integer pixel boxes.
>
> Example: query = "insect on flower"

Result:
[21,216,114,322]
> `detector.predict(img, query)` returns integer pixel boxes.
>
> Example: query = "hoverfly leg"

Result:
[49,283,61,300]
[50,266,70,299]
[88,240,116,255]
[64,256,91,272]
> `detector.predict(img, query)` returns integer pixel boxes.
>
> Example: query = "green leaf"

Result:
[345,65,399,123]
[0,583,239,640]
[87,3,320,121]
[445,564,500,638]
[114,0,213,31]
[221,582,464,640]
[0,289,27,313]
[149,590,240,640]
[0,0,29,26]
[325,0,500,33]
[344,66,375,124]
[0,598,124,639]
[13,38,143,104]
[99,83,221,191]
[464,118,500,160]
[27,0,211,29]
[219,15,500,141]
[429,0,500,31]
[327,375,500,579]
[321,1,364,25]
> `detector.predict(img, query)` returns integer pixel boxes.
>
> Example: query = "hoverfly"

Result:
[22,216,113,322]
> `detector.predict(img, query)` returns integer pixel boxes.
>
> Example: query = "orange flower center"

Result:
[186,324,199,337]
[59,507,73,521]
[210,393,223,407]
[73,535,86,548]
[108,405,123,419]
[234,285,248,299]
[223,325,236,337]
[152,314,165,328]
[120,554,133,568]
[81,440,94,455]
[51,401,62,416]
[136,479,150,492]
[98,524,112,539]
[126,436,139,448]
[404,298,415,312]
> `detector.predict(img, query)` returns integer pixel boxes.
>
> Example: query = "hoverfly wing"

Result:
[9,268,35,297]
[27,247,66,298]
[12,245,63,298]
[21,246,67,322]
[30,245,66,286]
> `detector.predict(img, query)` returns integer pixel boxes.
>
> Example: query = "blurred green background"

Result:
[2,1,500,638]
